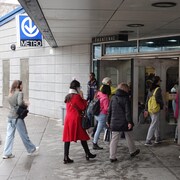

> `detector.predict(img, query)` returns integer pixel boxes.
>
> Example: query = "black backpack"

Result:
[88,98,100,116]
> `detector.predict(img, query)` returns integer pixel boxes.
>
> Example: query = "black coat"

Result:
[107,89,134,131]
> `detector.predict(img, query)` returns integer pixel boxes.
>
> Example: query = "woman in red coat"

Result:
[63,80,96,164]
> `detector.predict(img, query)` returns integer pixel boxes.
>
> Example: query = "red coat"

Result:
[62,94,90,142]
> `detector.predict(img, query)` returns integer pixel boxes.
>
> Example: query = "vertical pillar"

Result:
[178,57,180,144]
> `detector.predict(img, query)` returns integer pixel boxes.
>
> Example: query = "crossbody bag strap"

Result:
[153,87,159,96]
[70,102,85,116]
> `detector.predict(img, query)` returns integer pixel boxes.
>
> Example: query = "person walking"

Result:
[91,77,116,138]
[144,76,164,146]
[92,84,111,150]
[63,80,96,164]
[87,72,98,128]
[87,72,98,102]
[3,80,39,159]
[101,77,117,97]
[107,83,140,162]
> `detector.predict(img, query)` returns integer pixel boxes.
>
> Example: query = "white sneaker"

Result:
[3,154,15,159]
[28,147,39,156]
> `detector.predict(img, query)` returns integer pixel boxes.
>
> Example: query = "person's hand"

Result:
[144,111,148,118]
[128,123,132,130]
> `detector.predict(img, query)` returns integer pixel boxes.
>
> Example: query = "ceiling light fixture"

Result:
[127,24,144,27]
[146,41,154,44]
[152,2,176,8]
[168,39,177,42]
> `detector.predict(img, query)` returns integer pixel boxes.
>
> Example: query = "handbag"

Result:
[103,128,112,142]
[71,103,91,129]
[81,111,91,129]
[17,104,29,120]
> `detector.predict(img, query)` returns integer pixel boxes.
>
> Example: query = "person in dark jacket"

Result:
[107,83,140,162]
[87,72,98,102]
[144,76,164,146]
[87,72,98,132]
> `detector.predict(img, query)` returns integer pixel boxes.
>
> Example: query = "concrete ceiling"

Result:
[18,0,180,48]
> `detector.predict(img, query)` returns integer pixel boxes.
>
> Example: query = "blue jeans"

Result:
[3,118,36,156]
[93,114,106,144]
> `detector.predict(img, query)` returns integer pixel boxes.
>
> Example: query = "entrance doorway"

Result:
[95,56,179,140]
[133,58,179,139]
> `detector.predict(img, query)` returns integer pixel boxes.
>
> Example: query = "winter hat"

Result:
[102,77,111,85]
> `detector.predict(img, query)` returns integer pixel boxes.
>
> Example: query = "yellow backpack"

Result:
[148,87,160,114]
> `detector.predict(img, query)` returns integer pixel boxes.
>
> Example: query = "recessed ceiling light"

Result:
[119,30,134,34]
[168,39,177,42]
[152,2,176,8]
[146,41,154,44]
[127,24,144,27]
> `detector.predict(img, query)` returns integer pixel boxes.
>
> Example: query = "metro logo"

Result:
[17,14,42,47]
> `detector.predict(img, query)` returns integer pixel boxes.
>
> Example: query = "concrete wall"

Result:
[0,18,91,120]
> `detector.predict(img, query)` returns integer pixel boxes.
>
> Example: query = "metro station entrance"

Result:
[96,56,179,140]
[133,58,179,139]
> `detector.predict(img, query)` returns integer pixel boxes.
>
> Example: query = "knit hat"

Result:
[102,77,111,85]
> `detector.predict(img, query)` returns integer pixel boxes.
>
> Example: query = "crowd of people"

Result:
[2,72,179,164]
[62,74,141,164]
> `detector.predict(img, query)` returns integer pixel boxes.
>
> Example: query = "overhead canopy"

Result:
[18,0,180,48]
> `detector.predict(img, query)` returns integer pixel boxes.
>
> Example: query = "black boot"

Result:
[64,142,74,164]
[64,156,74,164]
[93,143,103,150]
[81,141,96,161]
[86,152,96,160]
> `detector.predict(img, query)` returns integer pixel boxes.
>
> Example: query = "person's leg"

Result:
[174,125,178,143]
[109,131,119,160]
[125,131,140,157]
[145,112,159,144]
[16,118,36,153]
[124,131,136,153]
[64,142,73,164]
[154,113,161,142]
[91,121,98,137]
[93,114,106,149]
[81,141,96,160]
[3,118,16,157]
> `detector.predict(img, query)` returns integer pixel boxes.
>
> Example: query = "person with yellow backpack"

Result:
[144,76,164,146]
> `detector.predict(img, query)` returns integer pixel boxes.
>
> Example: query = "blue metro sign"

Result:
[18,14,42,47]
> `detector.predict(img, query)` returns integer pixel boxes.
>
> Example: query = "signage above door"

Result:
[92,34,128,44]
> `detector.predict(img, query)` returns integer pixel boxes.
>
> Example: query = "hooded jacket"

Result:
[107,89,134,131]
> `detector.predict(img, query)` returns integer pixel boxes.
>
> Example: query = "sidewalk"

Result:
[0,108,180,180]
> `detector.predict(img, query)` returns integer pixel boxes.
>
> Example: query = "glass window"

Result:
[105,41,137,55]
[140,36,180,53]
[93,45,101,59]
